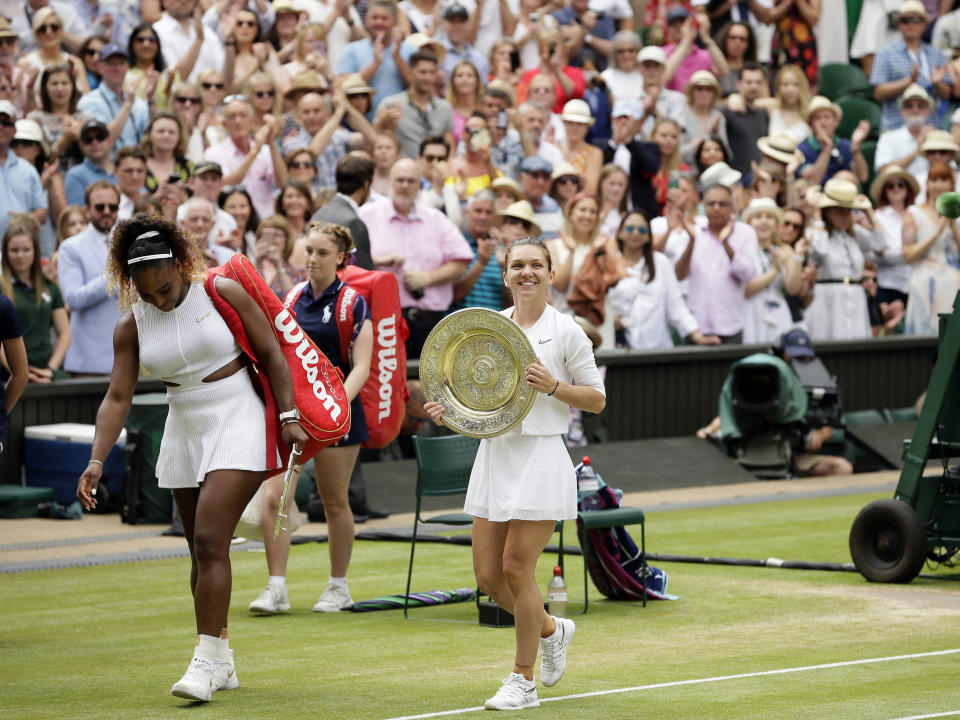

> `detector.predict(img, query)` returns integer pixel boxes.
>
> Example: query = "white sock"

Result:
[196,634,225,661]
[267,575,286,590]
[328,576,347,589]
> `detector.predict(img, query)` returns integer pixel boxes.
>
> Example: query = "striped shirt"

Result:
[452,231,504,312]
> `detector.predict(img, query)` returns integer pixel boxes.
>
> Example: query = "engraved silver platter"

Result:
[419,307,537,439]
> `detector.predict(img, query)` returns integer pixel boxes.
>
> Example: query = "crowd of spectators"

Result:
[3,0,960,383]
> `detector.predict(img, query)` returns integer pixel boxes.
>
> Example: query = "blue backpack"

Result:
[576,482,674,600]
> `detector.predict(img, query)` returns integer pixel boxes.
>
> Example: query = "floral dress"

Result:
[770,1,818,89]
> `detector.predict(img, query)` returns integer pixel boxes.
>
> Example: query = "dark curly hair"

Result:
[106,214,208,307]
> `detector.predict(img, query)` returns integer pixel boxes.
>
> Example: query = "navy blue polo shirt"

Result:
[0,294,24,454]
[797,136,854,184]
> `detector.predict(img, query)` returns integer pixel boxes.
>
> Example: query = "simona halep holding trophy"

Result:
[425,235,605,710]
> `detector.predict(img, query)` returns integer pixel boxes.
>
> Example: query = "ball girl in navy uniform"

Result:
[249,221,373,615]
[425,236,606,711]
[76,215,307,703]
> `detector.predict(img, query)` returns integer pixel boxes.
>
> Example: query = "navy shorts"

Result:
[332,396,369,447]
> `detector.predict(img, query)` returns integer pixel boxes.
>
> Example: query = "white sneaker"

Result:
[311,583,353,612]
[171,657,215,702]
[249,584,290,614]
[213,649,238,691]
[539,616,575,687]
[483,673,539,710]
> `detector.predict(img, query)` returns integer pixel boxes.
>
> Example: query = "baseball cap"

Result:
[637,45,667,65]
[667,7,690,23]
[518,155,553,174]
[612,100,640,119]
[0,100,16,118]
[99,42,128,62]
[80,119,109,139]
[781,329,815,358]
[443,4,469,20]
[192,161,223,177]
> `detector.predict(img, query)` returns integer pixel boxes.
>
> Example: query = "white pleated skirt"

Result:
[464,431,577,522]
[156,370,268,488]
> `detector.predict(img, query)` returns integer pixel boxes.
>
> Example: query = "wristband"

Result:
[547,380,559,397]
[281,417,300,426]
[88,459,104,469]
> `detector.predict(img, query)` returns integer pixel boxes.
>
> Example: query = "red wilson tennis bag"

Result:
[205,254,350,471]
[283,266,409,449]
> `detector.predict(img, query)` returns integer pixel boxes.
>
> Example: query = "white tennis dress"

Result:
[463,304,605,522]
[133,282,268,488]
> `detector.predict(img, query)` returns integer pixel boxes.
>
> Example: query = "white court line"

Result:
[889,713,960,720]
[381,648,960,720]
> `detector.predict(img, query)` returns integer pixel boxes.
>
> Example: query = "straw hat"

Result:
[490,177,523,201]
[498,200,542,237]
[560,99,594,126]
[898,83,932,108]
[273,0,302,13]
[741,197,784,226]
[804,95,842,123]
[683,70,720,103]
[757,132,799,164]
[341,73,374,96]
[899,0,930,21]
[870,164,920,205]
[551,161,579,181]
[14,119,49,157]
[284,71,327,100]
[920,129,960,154]
[406,33,447,64]
[0,17,16,39]
[699,161,742,190]
[820,178,872,210]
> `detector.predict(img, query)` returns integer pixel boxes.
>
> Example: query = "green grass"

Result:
[3,491,959,720]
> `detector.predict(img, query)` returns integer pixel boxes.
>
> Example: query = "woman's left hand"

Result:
[281,421,309,453]
[525,358,557,395]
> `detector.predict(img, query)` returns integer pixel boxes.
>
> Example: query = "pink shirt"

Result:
[204,138,276,221]
[663,42,715,93]
[685,221,758,337]
[359,197,475,311]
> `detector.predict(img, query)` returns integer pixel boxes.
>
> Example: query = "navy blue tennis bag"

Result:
[576,482,675,601]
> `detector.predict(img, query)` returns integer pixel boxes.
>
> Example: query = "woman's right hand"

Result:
[77,463,102,511]
[281,421,309,454]
[424,401,447,426]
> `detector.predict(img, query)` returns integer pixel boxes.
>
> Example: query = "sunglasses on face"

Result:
[93,203,119,213]
[10,139,38,148]
[202,81,225,90]
[503,218,531,230]
[0,116,14,128]
[253,89,275,98]
[623,225,649,234]
[527,171,551,180]
[84,47,102,56]
[421,154,446,162]
[37,24,61,34]
[556,176,579,185]
[175,96,201,105]
[288,160,313,169]
[236,19,257,27]
[886,180,907,190]
[81,133,107,143]
[0,37,16,46]
[782,220,803,229]
[899,16,925,24]
[134,35,158,44]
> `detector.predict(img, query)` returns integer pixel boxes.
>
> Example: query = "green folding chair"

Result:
[836,96,882,141]
[819,63,872,101]
[405,434,479,618]
[556,505,647,614]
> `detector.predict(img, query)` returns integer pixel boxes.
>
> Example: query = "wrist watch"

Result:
[584,33,594,45]
[279,408,301,423]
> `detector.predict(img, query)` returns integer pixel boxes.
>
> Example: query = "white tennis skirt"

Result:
[464,432,577,522]
[156,370,268,489]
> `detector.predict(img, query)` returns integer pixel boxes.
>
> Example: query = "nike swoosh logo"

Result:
[196,312,211,323]
[538,338,551,344]
[227,670,234,679]
[524,687,536,696]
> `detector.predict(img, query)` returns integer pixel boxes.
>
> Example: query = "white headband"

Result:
[127,230,172,265]
[127,251,173,265]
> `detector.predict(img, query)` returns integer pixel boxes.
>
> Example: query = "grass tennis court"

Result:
[3,490,959,720]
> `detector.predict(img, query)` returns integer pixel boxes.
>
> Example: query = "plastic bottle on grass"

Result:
[546,566,567,617]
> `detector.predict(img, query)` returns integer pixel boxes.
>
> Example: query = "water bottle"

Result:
[577,456,600,493]
[546,566,567,618]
